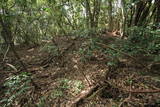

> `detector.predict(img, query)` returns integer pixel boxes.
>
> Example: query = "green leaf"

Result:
[31,0,37,4]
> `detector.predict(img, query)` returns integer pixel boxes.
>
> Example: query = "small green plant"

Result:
[103,44,121,67]
[72,80,84,94]
[50,79,84,99]
[40,43,59,55]
[60,79,70,89]
[78,38,101,62]
[36,96,47,107]
[50,79,70,99]
[60,79,84,94]
[78,46,93,62]
[125,79,133,86]
[0,72,32,107]
[51,89,63,99]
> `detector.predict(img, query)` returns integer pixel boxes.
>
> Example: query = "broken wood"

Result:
[67,85,99,107]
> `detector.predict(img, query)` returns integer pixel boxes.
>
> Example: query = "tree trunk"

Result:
[155,0,160,28]
[93,0,102,28]
[120,0,126,37]
[108,0,113,31]
[138,1,152,26]
[133,1,147,26]
[0,11,27,72]
[85,0,101,29]
[85,0,93,28]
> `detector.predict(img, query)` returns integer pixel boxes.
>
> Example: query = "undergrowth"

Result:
[0,72,32,107]
[122,26,160,62]
[102,26,160,63]
[77,25,160,73]
[36,78,84,107]
[40,43,59,55]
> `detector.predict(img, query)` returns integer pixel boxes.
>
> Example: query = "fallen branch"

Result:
[126,89,160,93]
[86,86,107,100]
[6,63,18,72]
[67,85,99,107]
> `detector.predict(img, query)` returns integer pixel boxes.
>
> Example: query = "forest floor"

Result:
[0,34,160,107]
